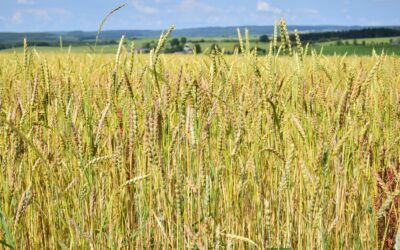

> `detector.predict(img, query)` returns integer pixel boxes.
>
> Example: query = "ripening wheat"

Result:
[0,23,400,249]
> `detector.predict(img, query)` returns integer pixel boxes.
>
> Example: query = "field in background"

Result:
[1,23,400,249]
[319,36,400,45]
[0,38,400,56]
[1,36,400,56]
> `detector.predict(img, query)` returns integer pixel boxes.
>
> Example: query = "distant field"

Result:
[2,42,399,56]
[0,40,248,54]
[1,34,400,55]
[310,44,400,55]
[320,36,400,45]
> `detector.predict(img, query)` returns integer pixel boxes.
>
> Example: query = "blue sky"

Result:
[0,0,399,32]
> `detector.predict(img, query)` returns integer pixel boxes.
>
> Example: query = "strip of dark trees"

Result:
[294,28,400,43]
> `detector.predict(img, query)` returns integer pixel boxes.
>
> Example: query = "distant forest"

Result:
[295,28,400,42]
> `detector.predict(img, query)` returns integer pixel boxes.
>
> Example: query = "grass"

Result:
[0,23,400,249]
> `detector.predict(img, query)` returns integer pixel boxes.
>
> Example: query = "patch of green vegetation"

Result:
[310,44,400,56]
[320,36,400,46]
[1,36,399,56]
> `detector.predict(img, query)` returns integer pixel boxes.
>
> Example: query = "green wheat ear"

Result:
[245,28,250,54]
[279,18,287,55]
[153,25,175,67]
[115,35,125,69]
[294,29,303,61]
[151,25,174,93]
[95,2,127,47]
[237,28,245,54]
[59,36,63,50]
[273,19,278,54]
[23,37,29,77]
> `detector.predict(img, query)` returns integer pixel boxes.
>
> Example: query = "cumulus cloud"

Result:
[180,0,214,12]
[12,11,23,23]
[256,1,282,14]
[132,0,159,14]
[297,8,319,16]
[12,8,70,23]
[17,0,35,5]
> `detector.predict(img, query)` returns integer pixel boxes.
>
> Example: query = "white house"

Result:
[183,44,193,54]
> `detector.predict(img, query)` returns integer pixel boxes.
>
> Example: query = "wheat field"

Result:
[1,24,400,249]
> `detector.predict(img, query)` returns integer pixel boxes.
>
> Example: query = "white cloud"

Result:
[12,11,23,23]
[12,8,70,24]
[283,7,320,19]
[298,8,319,16]
[132,0,159,14]
[17,0,35,5]
[29,9,51,21]
[256,1,281,14]
[180,0,214,12]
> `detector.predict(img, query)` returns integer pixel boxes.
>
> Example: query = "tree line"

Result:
[292,28,400,43]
